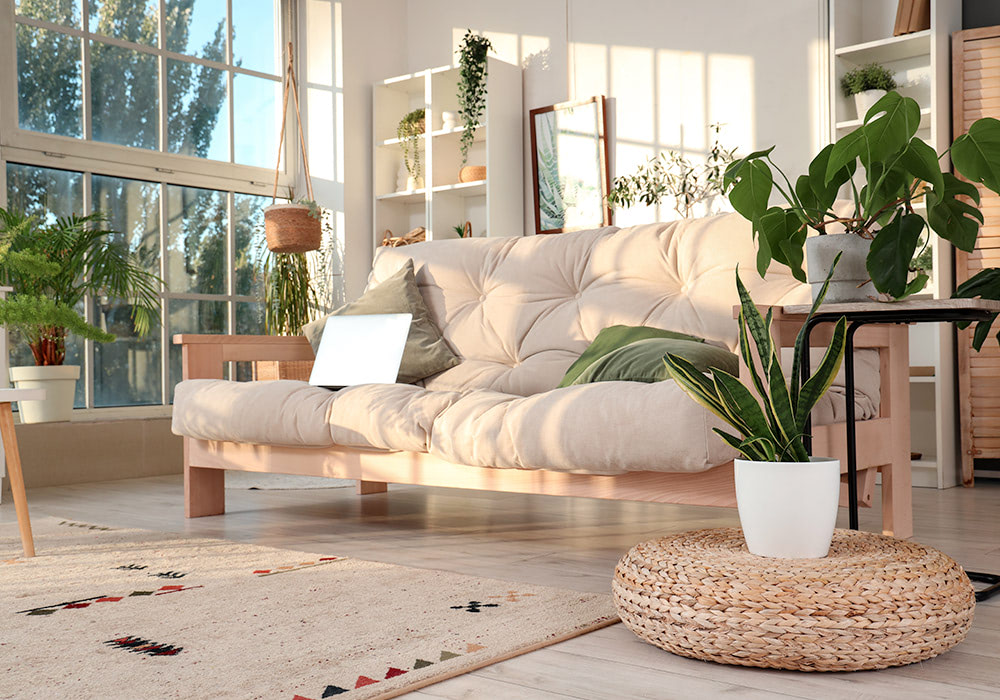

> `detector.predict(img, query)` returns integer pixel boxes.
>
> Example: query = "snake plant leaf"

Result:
[807,143,856,214]
[898,137,944,194]
[736,267,773,367]
[926,172,983,253]
[952,117,1000,195]
[736,435,778,462]
[713,429,773,462]
[794,316,847,433]
[790,251,842,409]
[862,91,922,162]
[723,146,775,188]
[867,212,925,298]
[662,353,747,431]
[711,369,778,443]
[728,159,773,225]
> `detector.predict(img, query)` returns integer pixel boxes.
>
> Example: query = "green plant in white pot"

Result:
[663,258,847,558]
[841,62,897,121]
[0,209,161,423]
[724,91,1000,303]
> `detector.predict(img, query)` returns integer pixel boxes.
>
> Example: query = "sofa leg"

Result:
[185,465,225,518]
[356,480,388,495]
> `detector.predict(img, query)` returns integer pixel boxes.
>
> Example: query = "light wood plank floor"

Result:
[5,475,999,699]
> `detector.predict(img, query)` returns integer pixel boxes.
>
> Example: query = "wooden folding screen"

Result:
[953,27,1000,485]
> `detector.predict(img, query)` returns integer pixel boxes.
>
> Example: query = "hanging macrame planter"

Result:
[264,42,321,254]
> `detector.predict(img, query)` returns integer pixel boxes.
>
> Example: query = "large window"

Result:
[1,1,292,410]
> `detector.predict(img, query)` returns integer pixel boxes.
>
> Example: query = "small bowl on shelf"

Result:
[459,165,486,183]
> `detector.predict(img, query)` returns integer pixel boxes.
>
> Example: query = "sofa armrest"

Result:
[173,334,314,380]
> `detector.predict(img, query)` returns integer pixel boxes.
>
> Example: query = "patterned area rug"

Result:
[0,517,618,699]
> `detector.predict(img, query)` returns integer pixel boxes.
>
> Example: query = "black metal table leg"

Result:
[844,322,862,531]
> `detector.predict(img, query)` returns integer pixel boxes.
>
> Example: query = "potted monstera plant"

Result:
[0,209,161,423]
[724,91,1000,303]
[663,258,847,558]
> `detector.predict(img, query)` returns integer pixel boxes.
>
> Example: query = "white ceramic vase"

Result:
[853,89,887,121]
[9,365,80,423]
[734,457,840,558]
[441,111,458,130]
[805,233,876,302]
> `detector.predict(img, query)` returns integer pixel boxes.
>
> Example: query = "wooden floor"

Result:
[5,475,1000,699]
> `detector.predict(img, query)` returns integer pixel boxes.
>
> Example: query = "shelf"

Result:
[835,107,931,131]
[379,71,426,95]
[376,188,426,204]
[835,30,931,63]
[910,375,937,384]
[432,180,486,197]
[429,125,485,142]
[912,458,939,469]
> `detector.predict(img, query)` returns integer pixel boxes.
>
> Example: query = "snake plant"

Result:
[663,255,847,462]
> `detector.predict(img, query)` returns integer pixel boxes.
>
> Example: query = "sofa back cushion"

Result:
[368,214,810,396]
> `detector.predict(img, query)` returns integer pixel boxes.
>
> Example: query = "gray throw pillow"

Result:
[302,260,459,383]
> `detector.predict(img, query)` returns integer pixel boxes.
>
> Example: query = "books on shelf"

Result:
[894,0,930,37]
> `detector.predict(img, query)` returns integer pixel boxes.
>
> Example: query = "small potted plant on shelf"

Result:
[663,259,847,558]
[456,29,492,182]
[397,108,426,190]
[724,91,1000,302]
[0,209,161,423]
[606,123,738,219]
[841,62,897,121]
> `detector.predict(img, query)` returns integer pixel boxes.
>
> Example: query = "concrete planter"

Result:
[9,365,80,423]
[806,233,876,302]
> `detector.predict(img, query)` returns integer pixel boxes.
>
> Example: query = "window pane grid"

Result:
[14,2,282,168]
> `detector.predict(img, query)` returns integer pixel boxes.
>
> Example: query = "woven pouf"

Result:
[613,528,975,672]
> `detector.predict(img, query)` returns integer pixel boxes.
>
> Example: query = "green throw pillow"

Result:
[569,337,738,386]
[558,325,707,388]
[302,260,459,383]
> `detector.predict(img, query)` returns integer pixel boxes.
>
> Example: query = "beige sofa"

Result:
[173,214,913,536]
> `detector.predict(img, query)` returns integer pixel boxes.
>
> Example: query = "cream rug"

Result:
[224,471,355,490]
[0,517,618,699]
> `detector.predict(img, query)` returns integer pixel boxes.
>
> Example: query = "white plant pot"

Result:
[441,111,458,130]
[805,233,876,302]
[853,89,887,121]
[9,365,80,423]
[735,457,840,558]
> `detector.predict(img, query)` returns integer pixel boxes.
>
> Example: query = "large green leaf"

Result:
[953,268,1000,349]
[728,159,773,224]
[861,161,910,216]
[926,172,983,252]
[861,91,922,162]
[952,117,1000,195]
[825,127,868,185]
[723,147,775,188]
[898,137,944,193]
[807,143,856,213]
[758,207,807,281]
[867,212,925,298]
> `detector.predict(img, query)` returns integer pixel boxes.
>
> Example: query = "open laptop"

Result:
[308,313,412,389]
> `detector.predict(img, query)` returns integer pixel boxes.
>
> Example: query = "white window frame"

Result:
[0,0,299,417]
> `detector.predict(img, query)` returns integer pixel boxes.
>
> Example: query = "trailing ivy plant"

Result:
[397,108,425,181]
[607,123,738,218]
[663,256,846,462]
[723,91,1000,300]
[456,30,492,165]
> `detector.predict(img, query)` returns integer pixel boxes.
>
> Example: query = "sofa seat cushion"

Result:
[172,380,460,451]
[172,379,338,447]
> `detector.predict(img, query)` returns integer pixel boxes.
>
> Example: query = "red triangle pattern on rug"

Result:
[384,667,407,679]
[354,676,378,689]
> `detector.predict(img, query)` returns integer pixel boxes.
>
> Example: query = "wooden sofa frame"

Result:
[176,306,913,538]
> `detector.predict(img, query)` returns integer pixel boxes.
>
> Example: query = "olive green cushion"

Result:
[569,337,738,386]
[558,325,707,388]
[302,260,459,384]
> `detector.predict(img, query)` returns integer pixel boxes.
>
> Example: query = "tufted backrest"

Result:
[368,214,811,396]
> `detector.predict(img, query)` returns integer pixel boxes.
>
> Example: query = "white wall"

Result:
[333,0,828,297]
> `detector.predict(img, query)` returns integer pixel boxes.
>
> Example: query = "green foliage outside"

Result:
[840,63,897,97]
[0,209,162,366]
[723,91,1000,300]
[663,258,847,463]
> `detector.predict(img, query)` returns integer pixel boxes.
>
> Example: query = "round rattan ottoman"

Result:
[613,528,975,672]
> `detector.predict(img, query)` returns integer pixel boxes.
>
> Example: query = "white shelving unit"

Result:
[372,58,523,248]
[829,0,961,488]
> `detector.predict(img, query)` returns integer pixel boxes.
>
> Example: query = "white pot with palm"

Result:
[663,256,848,558]
[0,209,162,424]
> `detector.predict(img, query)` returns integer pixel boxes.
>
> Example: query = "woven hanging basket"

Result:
[264,203,322,253]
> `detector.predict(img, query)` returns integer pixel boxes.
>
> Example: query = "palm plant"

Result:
[663,256,847,462]
[0,208,162,365]
[262,251,315,336]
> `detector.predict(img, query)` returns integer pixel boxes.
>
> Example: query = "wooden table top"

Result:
[782,298,1000,316]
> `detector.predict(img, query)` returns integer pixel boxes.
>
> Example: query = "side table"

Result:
[785,298,1000,602]
[0,388,44,557]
